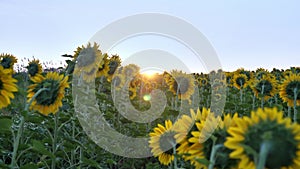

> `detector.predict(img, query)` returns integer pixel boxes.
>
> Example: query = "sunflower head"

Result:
[27,59,43,77]
[107,54,121,75]
[0,53,17,70]
[279,73,300,107]
[149,120,176,166]
[233,73,248,90]
[0,65,18,109]
[252,75,278,100]
[28,72,69,115]
[169,70,195,101]
[225,107,300,169]
[74,43,103,75]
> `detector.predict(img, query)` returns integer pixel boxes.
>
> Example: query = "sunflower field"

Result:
[0,43,300,169]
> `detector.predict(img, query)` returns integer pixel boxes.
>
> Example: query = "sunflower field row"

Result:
[0,42,300,169]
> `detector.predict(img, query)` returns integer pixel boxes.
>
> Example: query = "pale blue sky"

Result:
[1,0,299,72]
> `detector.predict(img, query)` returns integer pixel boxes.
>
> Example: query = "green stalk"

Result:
[261,84,265,109]
[239,88,243,103]
[256,141,271,169]
[10,88,49,169]
[51,113,59,169]
[172,142,178,169]
[208,144,223,169]
[293,88,298,123]
[252,93,256,110]
[288,106,291,119]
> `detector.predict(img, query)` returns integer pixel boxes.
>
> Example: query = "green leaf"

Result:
[194,158,211,166]
[0,117,12,133]
[82,157,102,168]
[20,163,38,169]
[31,140,55,159]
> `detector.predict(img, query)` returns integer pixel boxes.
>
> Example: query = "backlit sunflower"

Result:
[73,43,103,75]
[232,73,248,90]
[251,75,278,100]
[0,53,17,70]
[149,120,176,166]
[169,70,195,100]
[96,53,109,78]
[279,73,300,107]
[27,72,69,116]
[0,66,18,109]
[123,64,140,77]
[111,72,125,91]
[129,86,137,100]
[225,107,300,169]
[255,68,269,80]
[173,108,202,160]
[187,110,239,169]
[235,68,252,81]
[106,54,121,81]
[26,59,43,78]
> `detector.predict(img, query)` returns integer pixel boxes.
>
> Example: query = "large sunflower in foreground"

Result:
[149,120,176,166]
[251,75,278,100]
[0,66,18,109]
[26,59,43,78]
[169,70,195,100]
[0,53,17,70]
[27,72,69,116]
[73,43,103,75]
[279,73,300,107]
[187,110,239,169]
[225,107,300,169]
[173,108,202,161]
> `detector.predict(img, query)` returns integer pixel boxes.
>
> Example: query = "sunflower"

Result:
[187,110,239,169]
[111,72,125,91]
[73,43,103,75]
[27,72,69,116]
[279,73,300,107]
[149,120,177,166]
[232,73,248,90]
[255,68,269,80]
[225,107,300,169]
[96,53,109,78]
[128,85,137,100]
[26,59,43,77]
[0,53,17,70]
[251,75,278,100]
[106,54,121,81]
[169,70,195,100]
[235,68,252,81]
[173,108,202,160]
[123,64,140,78]
[0,66,18,109]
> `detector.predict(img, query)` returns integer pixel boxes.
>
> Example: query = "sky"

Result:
[1,0,299,73]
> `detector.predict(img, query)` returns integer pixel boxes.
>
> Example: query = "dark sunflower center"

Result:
[244,121,297,168]
[173,77,190,94]
[1,58,12,68]
[256,72,267,80]
[255,80,273,96]
[240,71,251,80]
[108,60,119,75]
[112,76,121,87]
[0,80,3,90]
[124,68,134,76]
[159,131,176,152]
[34,79,60,106]
[77,48,97,67]
[28,63,39,76]
[285,81,300,100]
[236,77,246,87]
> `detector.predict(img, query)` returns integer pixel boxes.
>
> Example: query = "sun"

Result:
[141,69,162,78]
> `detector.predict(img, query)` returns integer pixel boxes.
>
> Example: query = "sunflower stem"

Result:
[208,144,223,169]
[51,112,59,169]
[256,140,272,169]
[288,106,291,119]
[172,142,178,169]
[261,84,265,109]
[252,93,256,110]
[11,87,49,168]
[293,88,298,123]
[239,88,243,103]
[175,83,180,110]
